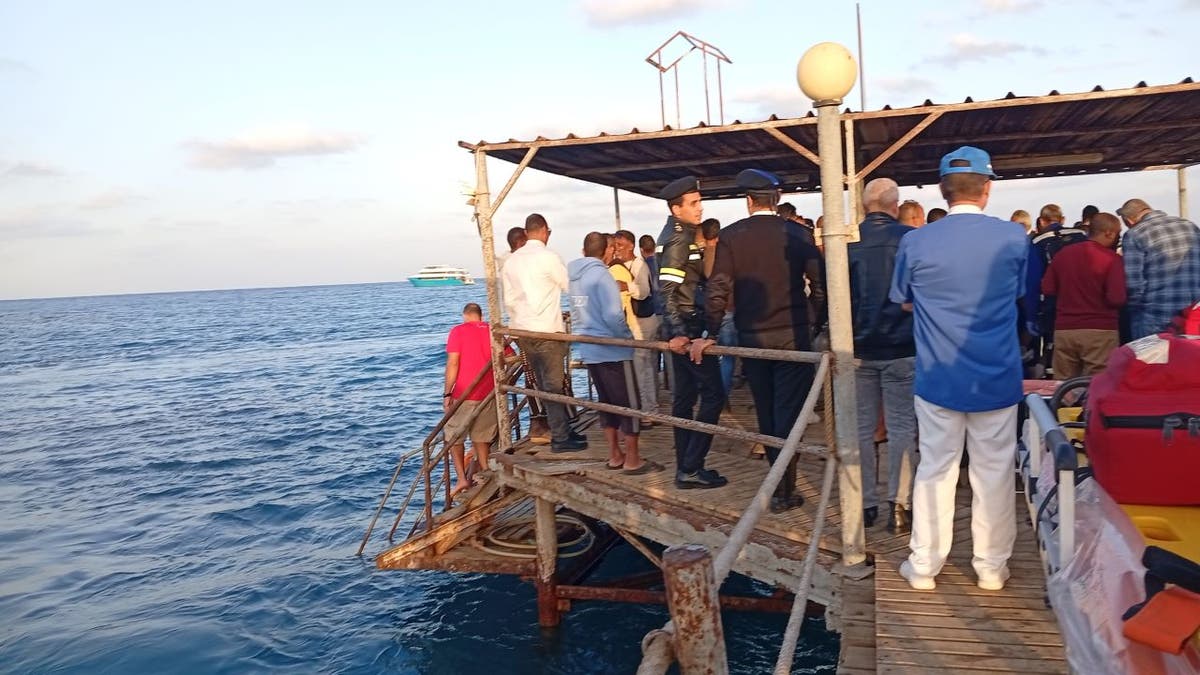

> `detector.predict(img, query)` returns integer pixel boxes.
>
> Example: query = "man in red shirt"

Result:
[443,303,501,494]
[1041,213,1127,379]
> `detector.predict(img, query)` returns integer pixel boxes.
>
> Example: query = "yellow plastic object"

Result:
[1121,504,1200,563]
[1054,406,1088,466]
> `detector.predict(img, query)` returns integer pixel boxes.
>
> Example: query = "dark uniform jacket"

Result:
[655,216,707,339]
[848,212,916,360]
[704,213,826,350]
[1024,225,1088,334]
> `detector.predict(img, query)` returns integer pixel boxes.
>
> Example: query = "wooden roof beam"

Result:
[562,150,803,177]
[855,112,943,182]
[763,127,821,167]
[857,117,1200,151]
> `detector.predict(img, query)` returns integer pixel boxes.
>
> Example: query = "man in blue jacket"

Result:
[568,232,653,475]
[890,147,1029,593]
[849,177,917,535]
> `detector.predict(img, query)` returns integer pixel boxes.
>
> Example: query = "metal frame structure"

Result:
[645,31,732,129]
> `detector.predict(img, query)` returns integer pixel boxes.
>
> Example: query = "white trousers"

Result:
[633,315,660,413]
[907,396,1017,579]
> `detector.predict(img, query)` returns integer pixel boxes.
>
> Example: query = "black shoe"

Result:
[770,494,805,513]
[675,470,728,489]
[886,502,911,535]
[569,431,588,443]
[551,438,587,453]
[864,506,879,528]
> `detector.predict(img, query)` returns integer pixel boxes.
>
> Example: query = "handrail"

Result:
[502,384,825,457]
[637,353,831,672]
[501,326,824,363]
[1024,393,1079,570]
[356,359,497,555]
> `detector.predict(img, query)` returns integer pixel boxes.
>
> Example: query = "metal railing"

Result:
[1021,393,1081,571]
[498,326,841,674]
[356,358,525,556]
[361,322,854,674]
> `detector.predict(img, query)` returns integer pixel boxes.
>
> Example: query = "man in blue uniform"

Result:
[890,146,1029,592]
[655,176,728,489]
[701,169,825,511]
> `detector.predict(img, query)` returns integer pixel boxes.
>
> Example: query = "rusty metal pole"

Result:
[534,497,560,627]
[662,545,729,675]
[473,149,512,458]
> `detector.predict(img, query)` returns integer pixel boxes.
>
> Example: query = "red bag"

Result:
[1086,314,1200,505]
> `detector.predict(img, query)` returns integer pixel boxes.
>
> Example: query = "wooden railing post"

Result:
[662,545,729,675]
[535,497,560,627]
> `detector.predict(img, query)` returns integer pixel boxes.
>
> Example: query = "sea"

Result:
[0,282,838,674]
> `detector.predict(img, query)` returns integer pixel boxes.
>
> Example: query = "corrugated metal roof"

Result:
[460,79,1200,199]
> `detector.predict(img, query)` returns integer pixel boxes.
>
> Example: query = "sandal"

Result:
[622,461,664,476]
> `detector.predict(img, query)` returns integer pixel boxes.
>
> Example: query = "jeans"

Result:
[633,315,661,412]
[517,337,572,444]
[718,312,737,393]
[668,352,725,473]
[743,357,814,500]
[855,357,916,510]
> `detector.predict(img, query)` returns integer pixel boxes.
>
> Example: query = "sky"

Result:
[1,0,1197,300]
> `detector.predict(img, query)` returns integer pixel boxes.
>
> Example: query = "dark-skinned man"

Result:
[699,169,826,511]
[655,176,728,489]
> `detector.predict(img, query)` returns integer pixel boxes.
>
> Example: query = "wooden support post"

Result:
[662,545,729,675]
[473,149,511,457]
[1180,166,1190,219]
[844,117,860,235]
[535,497,560,627]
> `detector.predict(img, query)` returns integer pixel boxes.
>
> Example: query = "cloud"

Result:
[872,76,939,102]
[921,33,1047,68]
[580,0,726,27]
[80,188,143,211]
[978,0,1043,13]
[3,161,64,178]
[0,57,34,76]
[0,214,105,241]
[731,86,811,119]
[184,125,364,170]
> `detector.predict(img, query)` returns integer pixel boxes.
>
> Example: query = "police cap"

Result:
[656,176,701,201]
[736,168,782,192]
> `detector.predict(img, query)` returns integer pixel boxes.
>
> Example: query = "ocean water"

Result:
[0,283,838,674]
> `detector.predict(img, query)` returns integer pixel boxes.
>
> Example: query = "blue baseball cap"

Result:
[939,146,997,179]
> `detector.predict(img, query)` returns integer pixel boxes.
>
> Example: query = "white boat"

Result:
[407,265,476,287]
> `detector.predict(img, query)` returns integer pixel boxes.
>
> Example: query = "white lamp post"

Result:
[797,42,867,570]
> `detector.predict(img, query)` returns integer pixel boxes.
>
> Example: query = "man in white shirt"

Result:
[502,214,587,452]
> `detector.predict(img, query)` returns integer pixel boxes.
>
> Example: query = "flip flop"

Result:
[622,461,664,476]
[605,460,626,470]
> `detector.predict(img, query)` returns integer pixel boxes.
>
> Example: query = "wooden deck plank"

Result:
[872,493,1065,673]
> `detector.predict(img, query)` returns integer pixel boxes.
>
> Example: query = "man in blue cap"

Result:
[889,147,1030,592]
[654,176,728,489]
[700,169,825,511]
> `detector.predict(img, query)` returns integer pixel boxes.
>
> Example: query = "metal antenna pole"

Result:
[717,59,725,124]
[857,3,867,111]
[674,66,681,128]
[702,49,712,124]
[658,69,666,129]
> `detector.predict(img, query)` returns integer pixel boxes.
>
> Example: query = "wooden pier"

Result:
[373,386,1067,673]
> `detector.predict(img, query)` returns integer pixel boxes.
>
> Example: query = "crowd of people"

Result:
[438,144,1200,592]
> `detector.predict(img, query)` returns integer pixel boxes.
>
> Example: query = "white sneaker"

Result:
[899,560,936,590]
[977,566,1010,591]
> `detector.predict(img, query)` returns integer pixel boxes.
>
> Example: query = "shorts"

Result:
[587,361,640,435]
[443,399,499,444]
